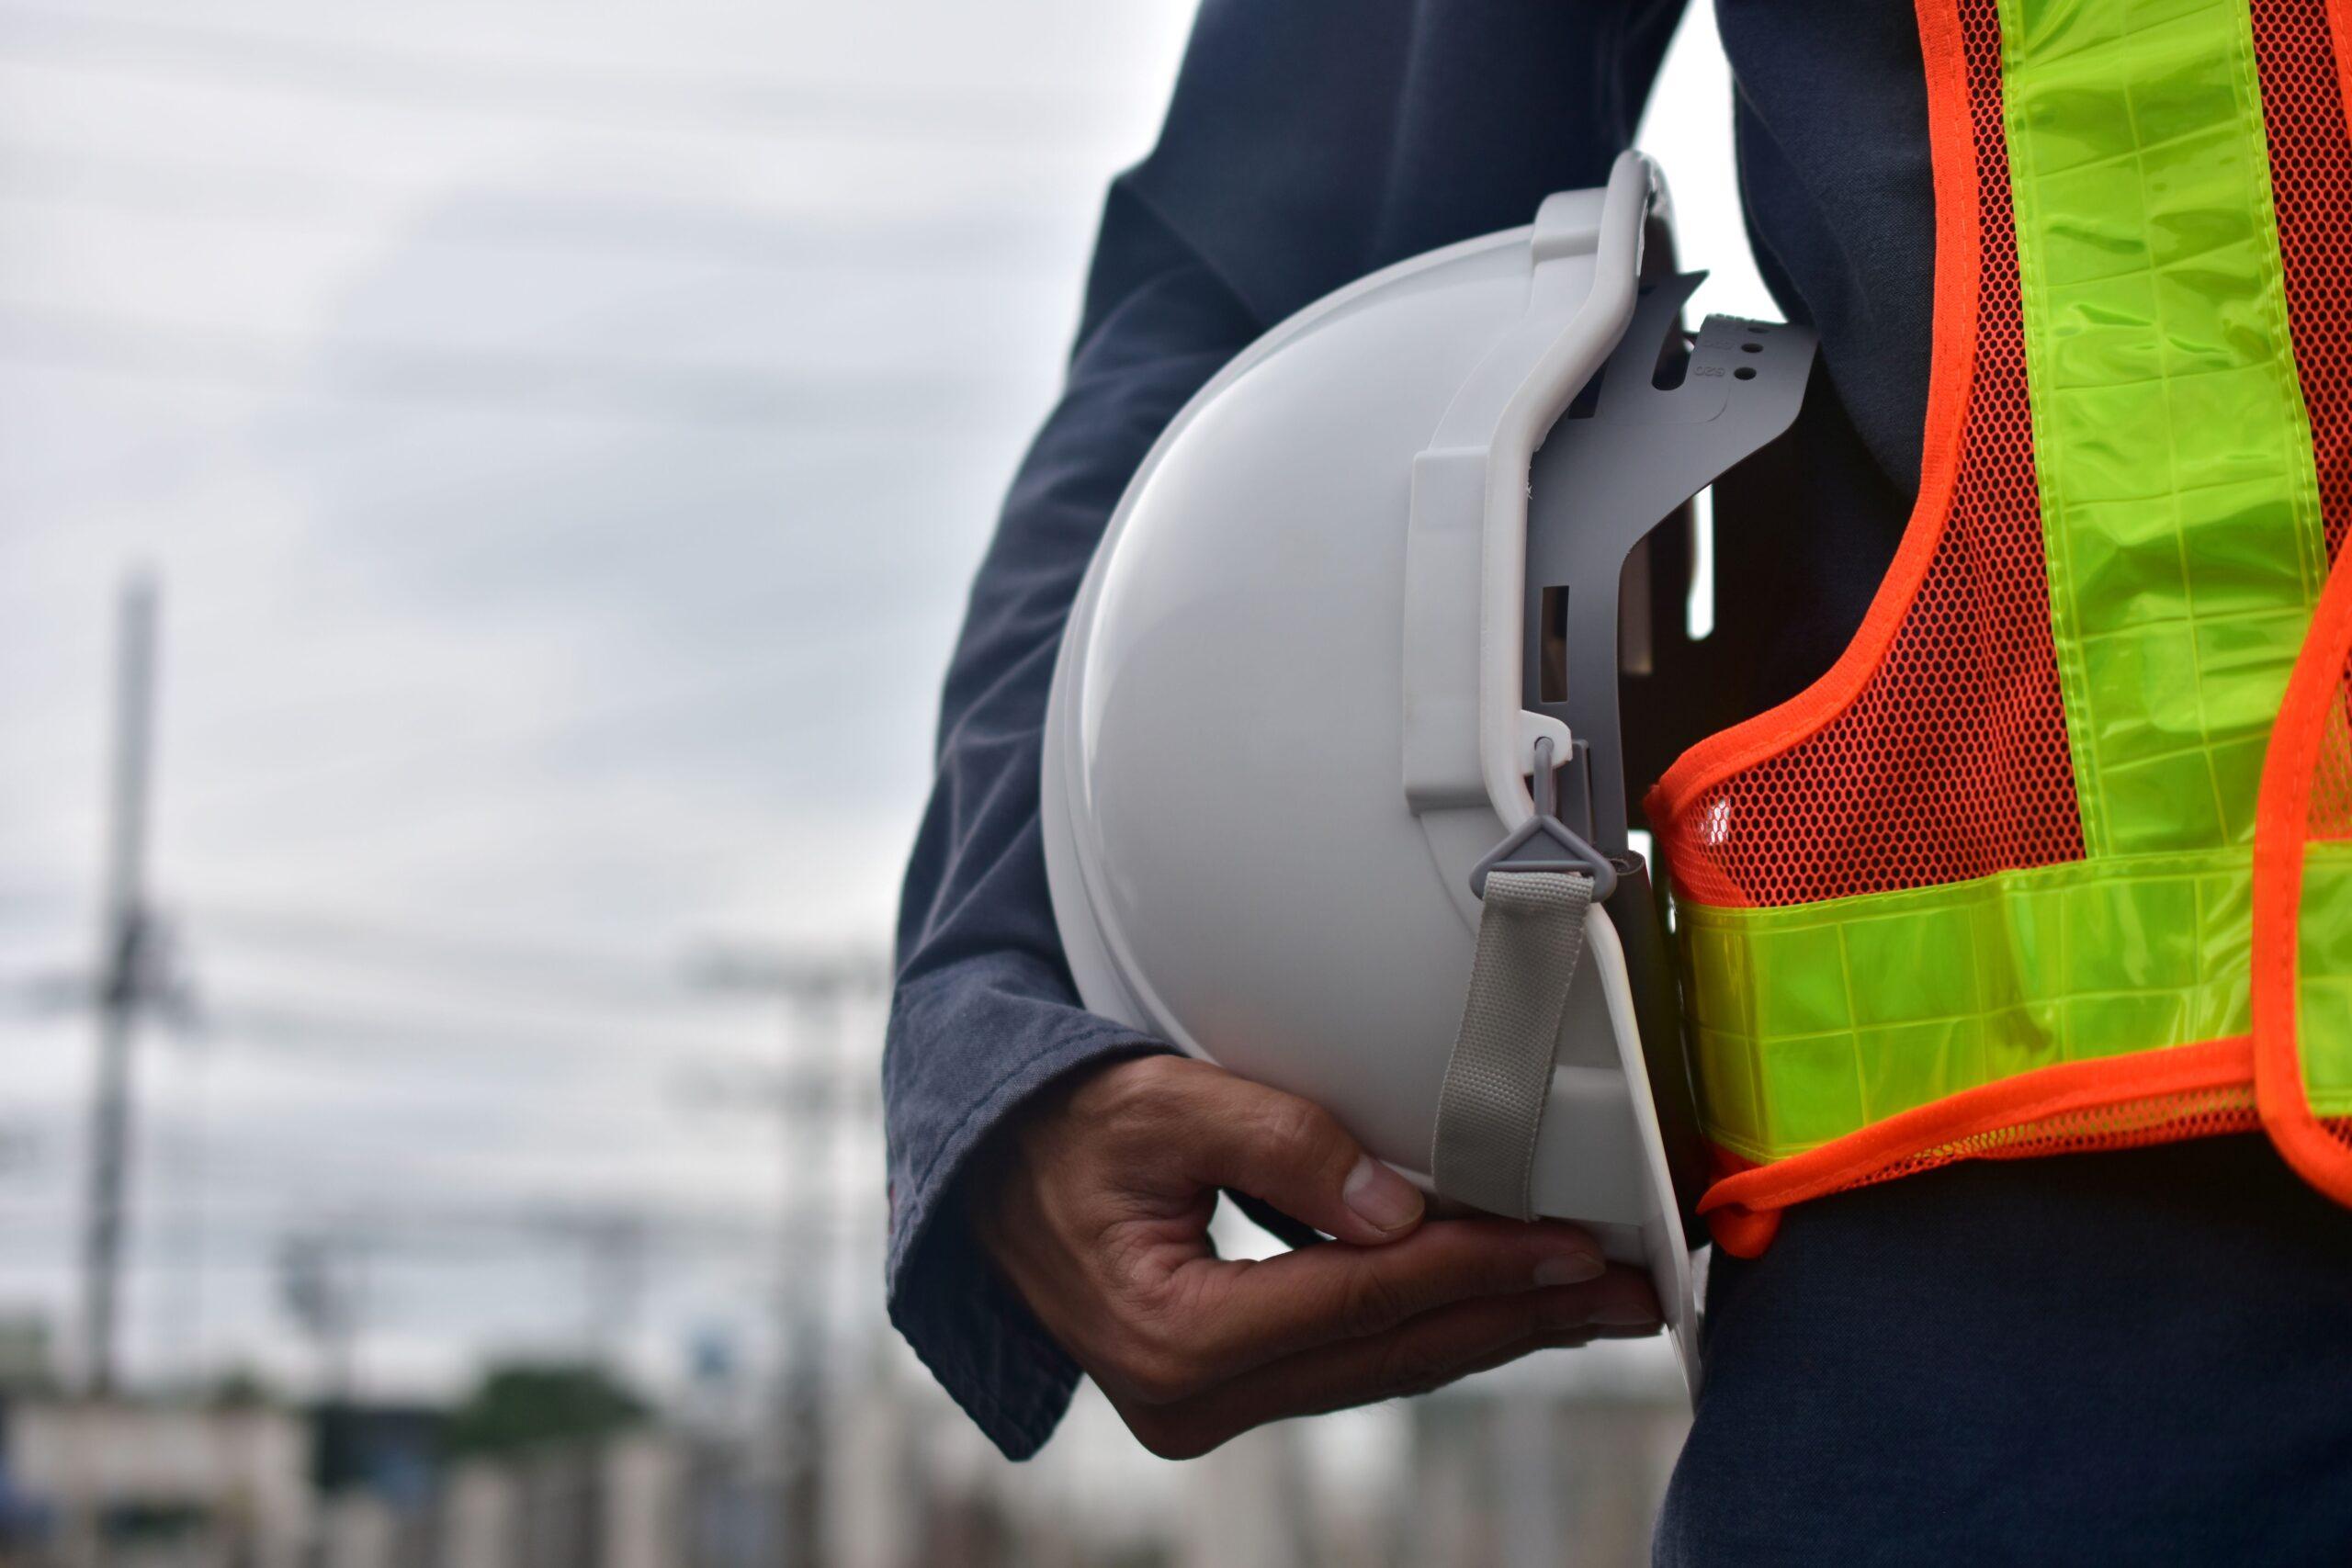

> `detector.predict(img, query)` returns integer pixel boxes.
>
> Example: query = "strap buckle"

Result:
[1467,734,1619,901]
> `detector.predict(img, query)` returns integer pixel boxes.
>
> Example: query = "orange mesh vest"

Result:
[1645,0,2352,1255]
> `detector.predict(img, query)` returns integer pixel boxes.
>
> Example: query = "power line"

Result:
[192,997,751,1070]
[165,637,932,826]
[0,1199,830,1264]
[0,5,1126,143]
[142,1121,804,1207]
[177,899,894,1013]
[187,903,703,1006]
[6,886,895,1026]
[0,143,1073,274]
[0,385,1019,645]
[0,300,993,428]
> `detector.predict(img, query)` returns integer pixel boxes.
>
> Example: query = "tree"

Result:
[444,1361,648,1456]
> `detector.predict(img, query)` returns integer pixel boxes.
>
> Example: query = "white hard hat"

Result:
[1041,152,1814,1393]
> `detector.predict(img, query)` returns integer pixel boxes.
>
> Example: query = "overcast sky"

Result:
[0,0,1761,1404]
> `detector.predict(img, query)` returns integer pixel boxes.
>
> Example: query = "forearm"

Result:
[882,182,1260,1458]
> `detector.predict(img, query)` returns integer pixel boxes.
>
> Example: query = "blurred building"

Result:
[0,1337,1685,1568]
[809,1337,1688,1568]
[3,1400,312,1568]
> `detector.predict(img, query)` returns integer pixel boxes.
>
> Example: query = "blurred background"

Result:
[0,2,1768,1563]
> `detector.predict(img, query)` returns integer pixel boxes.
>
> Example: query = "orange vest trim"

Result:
[1649,0,2352,1247]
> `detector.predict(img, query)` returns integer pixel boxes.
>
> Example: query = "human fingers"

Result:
[1133,1058,1429,1246]
[1128,1216,1611,1395]
[1118,1265,1662,1459]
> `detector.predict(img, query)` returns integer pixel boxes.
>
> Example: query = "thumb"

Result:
[1173,1068,1426,1246]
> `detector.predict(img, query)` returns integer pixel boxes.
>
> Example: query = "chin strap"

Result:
[1429,867,1593,1221]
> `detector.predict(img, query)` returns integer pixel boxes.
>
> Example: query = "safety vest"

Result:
[1647,0,2352,1255]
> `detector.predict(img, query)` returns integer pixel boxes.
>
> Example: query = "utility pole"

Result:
[688,946,886,1568]
[552,1209,649,1366]
[79,573,161,1399]
[277,1232,364,1403]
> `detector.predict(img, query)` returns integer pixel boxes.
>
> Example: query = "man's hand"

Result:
[971,1053,1662,1458]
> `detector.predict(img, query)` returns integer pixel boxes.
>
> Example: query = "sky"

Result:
[0,0,1764,1404]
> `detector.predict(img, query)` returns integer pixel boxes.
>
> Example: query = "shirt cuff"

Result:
[883,963,1163,1459]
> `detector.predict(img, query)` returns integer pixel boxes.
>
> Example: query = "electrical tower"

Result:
[688,945,887,1568]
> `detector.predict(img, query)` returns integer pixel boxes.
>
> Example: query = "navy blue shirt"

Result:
[884,3,2352,1557]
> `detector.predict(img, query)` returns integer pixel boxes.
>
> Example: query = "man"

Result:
[885,2,2352,1561]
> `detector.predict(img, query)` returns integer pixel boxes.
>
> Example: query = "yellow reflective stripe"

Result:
[2300,848,2352,1115]
[1676,0,2352,1168]
[1681,848,2262,1163]
[2004,0,2327,856]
